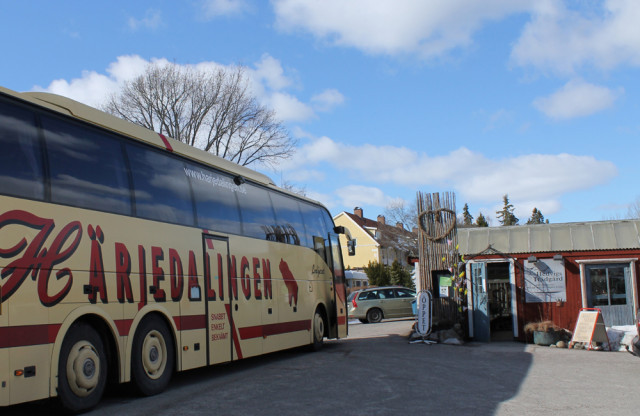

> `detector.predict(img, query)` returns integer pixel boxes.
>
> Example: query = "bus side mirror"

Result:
[334,226,356,256]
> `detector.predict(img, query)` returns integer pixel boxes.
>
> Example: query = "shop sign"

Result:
[416,290,432,336]
[524,258,566,303]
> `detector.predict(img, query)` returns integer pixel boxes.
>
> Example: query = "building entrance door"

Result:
[487,262,513,341]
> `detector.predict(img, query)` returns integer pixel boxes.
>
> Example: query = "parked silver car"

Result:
[348,286,416,323]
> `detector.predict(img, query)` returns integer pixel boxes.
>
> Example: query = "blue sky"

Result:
[2,0,638,225]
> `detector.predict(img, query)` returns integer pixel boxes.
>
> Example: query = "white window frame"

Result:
[576,258,638,313]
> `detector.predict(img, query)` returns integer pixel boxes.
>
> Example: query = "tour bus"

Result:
[0,86,354,411]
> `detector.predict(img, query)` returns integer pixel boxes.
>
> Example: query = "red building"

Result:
[457,220,640,342]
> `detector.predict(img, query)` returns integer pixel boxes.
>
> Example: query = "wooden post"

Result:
[417,191,463,321]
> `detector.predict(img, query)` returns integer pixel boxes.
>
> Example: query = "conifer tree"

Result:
[363,261,390,286]
[475,212,489,227]
[389,260,415,289]
[526,207,547,224]
[496,194,518,226]
[462,203,474,225]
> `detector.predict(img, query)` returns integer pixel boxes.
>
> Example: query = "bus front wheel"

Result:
[131,315,175,396]
[58,322,107,412]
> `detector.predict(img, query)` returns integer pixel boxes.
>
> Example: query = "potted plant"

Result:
[524,321,568,346]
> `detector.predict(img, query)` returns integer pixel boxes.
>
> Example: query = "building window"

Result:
[586,264,628,306]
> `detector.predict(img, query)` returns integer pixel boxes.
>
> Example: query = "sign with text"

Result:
[524,258,566,303]
[569,308,611,351]
[416,290,432,336]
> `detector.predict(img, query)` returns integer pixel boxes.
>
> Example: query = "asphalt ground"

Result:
[5,319,640,415]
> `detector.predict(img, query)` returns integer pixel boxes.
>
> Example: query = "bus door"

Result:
[203,235,233,365]
[204,235,263,362]
[328,232,348,338]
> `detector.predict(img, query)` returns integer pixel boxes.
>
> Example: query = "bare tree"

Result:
[280,180,307,197]
[384,200,418,231]
[628,196,640,219]
[103,62,296,167]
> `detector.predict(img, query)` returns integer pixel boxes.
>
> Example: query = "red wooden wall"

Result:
[476,250,640,342]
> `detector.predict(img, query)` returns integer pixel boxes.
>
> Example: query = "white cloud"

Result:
[34,55,161,108]
[251,54,293,91]
[34,54,340,123]
[533,79,622,119]
[266,92,315,122]
[305,190,337,209]
[273,0,532,58]
[201,0,249,18]
[335,185,396,209]
[511,0,640,74]
[283,135,618,215]
[37,71,118,108]
[128,9,163,31]
[311,89,345,112]
[272,0,640,78]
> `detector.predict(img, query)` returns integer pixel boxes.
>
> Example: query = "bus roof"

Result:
[0,85,276,187]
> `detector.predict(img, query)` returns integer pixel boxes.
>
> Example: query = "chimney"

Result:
[396,222,404,230]
[354,207,363,218]
[377,215,386,225]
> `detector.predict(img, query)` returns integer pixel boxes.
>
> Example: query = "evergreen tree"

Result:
[363,261,390,286]
[462,203,474,225]
[475,212,489,227]
[389,260,415,289]
[526,207,547,224]
[496,194,519,226]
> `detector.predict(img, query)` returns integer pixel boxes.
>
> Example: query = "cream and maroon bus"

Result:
[0,86,353,411]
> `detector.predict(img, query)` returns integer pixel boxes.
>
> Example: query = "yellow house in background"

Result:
[333,207,418,271]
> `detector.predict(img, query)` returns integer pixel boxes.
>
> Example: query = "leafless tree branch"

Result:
[102,62,297,167]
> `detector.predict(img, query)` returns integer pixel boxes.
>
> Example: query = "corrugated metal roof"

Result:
[457,220,640,255]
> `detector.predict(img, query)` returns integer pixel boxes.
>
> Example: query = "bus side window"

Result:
[313,236,327,262]
[299,202,328,257]
[236,183,276,240]
[0,99,45,200]
[126,143,195,225]
[186,161,242,235]
[42,115,132,215]
[270,191,306,246]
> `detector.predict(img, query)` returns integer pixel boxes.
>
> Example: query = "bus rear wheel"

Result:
[311,307,326,351]
[131,315,174,396]
[58,322,107,412]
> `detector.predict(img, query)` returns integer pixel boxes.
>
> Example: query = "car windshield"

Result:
[347,291,359,302]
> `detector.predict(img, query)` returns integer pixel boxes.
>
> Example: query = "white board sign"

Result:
[569,309,611,351]
[524,258,566,303]
[416,290,432,336]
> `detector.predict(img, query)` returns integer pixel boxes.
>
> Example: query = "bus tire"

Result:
[311,307,326,351]
[58,322,107,412]
[131,315,174,396]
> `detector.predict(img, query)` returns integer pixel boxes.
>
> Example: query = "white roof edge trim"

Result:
[575,258,638,264]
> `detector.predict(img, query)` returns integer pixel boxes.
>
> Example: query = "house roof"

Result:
[339,212,418,255]
[457,219,640,256]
